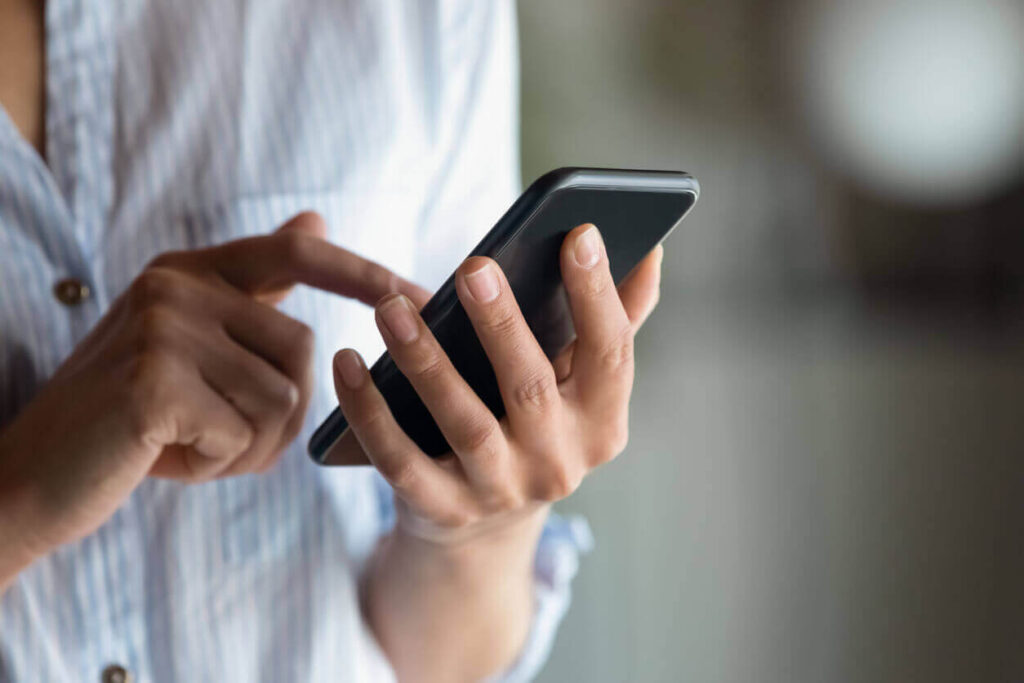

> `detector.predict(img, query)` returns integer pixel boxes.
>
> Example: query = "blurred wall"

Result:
[517,2,1024,682]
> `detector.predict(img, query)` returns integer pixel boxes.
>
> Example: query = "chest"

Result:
[0,0,442,418]
[0,0,44,155]
[1,0,437,261]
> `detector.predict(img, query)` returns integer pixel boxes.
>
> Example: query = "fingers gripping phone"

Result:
[309,167,699,465]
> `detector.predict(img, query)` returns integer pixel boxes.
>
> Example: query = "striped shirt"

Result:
[0,1,591,680]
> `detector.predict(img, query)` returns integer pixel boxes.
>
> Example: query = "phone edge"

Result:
[307,167,699,464]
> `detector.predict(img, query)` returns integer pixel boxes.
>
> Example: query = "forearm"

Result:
[363,504,549,682]
[343,226,656,680]
[0,524,36,594]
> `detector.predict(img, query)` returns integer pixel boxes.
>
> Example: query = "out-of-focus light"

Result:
[788,0,1024,206]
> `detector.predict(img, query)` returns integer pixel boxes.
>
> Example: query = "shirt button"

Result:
[100,664,133,683]
[53,277,90,306]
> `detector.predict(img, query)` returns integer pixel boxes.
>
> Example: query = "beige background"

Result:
[517,2,1024,681]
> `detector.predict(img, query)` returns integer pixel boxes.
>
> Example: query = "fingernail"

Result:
[574,225,602,269]
[464,261,500,303]
[378,295,419,343]
[335,349,366,390]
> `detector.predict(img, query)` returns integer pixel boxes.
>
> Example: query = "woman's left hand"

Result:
[332,223,663,543]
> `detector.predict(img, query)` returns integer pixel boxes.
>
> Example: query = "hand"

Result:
[332,223,662,543]
[0,212,428,581]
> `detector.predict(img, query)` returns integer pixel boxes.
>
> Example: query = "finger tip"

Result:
[648,245,665,271]
[561,223,605,273]
[562,223,598,250]
[459,255,496,277]
[374,291,405,311]
[409,288,433,310]
[334,348,367,391]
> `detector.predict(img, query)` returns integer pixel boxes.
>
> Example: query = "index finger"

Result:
[203,215,432,307]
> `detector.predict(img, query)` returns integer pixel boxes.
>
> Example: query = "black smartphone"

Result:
[309,167,699,465]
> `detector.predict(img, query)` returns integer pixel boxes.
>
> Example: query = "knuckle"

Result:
[380,458,418,491]
[480,307,519,338]
[129,350,174,394]
[356,405,395,444]
[181,449,217,484]
[135,305,179,348]
[125,352,176,442]
[146,250,187,270]
[277,318,315,387]
[409,351,448,382]
[357,406,391,435]
[513,371,558,414]
[127,266,188,309]
[229,424,257,458]
[456,416,499,455]
[485,488,525,512]
[598,326,635,374]
[290,320,315,356]
[579,272,613,300]
[535,462,582,501]
[278,230,313,264]
[363,261,397,295]
[128,268,176,309]
[281,318,316,370]
[593,420,629,464]
[268,377,301,412]
[467,441,506,480]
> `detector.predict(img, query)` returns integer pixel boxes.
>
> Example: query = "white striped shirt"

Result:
[0,1,590,680]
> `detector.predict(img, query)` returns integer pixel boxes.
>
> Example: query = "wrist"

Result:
[0,471,44,592]
[0,430,53,591]
[384,498,549,583]
[395,496,549,548]
[365,501,547,680]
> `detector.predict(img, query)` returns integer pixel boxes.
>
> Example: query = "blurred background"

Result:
[516,1,1024,681]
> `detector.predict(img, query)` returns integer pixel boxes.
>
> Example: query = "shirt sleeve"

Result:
[371,474,594,683]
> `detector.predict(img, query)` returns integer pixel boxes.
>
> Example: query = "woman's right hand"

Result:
[0,212,429,588]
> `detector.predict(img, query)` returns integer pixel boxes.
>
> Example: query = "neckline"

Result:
[0,101,48,167]
[0,103,20,147]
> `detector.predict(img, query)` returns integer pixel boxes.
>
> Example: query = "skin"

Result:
[0,0,45,156]
[346,225,663,682]
[0,3,665,679]
[0,212,432,581]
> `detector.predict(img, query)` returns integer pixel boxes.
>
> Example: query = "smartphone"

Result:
[309,167,699,465]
